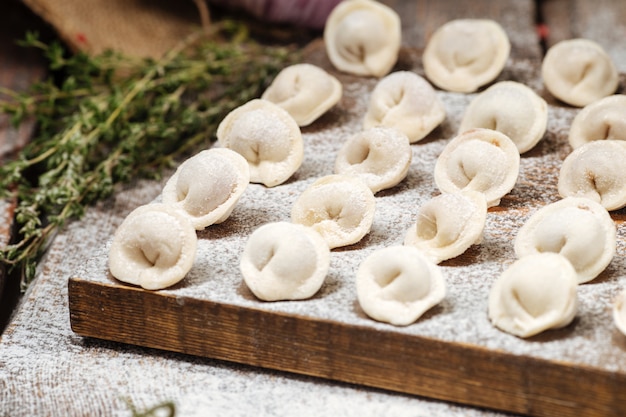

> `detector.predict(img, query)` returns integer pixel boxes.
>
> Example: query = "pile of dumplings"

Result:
[108,0,626,339]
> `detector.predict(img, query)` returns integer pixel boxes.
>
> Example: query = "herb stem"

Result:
[0,23,297,289]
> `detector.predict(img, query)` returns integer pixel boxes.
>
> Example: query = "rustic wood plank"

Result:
[68,278,626,417]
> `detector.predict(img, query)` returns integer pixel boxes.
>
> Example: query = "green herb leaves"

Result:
[0,23,295,290]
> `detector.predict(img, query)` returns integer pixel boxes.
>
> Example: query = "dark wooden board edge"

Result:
[69,277,626,417]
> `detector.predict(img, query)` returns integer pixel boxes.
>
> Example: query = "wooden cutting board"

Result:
[69,58,626,417]
[68,1,626,416]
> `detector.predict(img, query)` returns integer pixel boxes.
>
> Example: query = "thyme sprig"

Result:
[0,22,297,290]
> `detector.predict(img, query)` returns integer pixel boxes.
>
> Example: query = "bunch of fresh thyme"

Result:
[0,22,297,290]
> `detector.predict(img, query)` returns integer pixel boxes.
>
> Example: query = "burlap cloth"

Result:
[20,0,204,57]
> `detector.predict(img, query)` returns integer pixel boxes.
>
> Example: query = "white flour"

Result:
[78,63,626,373]
[2,29,625,416]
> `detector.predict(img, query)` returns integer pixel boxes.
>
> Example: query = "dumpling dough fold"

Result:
[324,0,401,77]
[489,253,578,338]
[459,81,547,153]
[261,63,342,127]
[291,174,376,249]
[363,71,446,143]
[542,38,618,107]
[514,197,616,284]
[613,288,626,336]
[568,95,626,149]
[423,19,510,93]
[217,99,303,187]
[108,203,197,290]
[434,128,520,207]
[404,190,487,264]
[240,222,330,301]
[356,245,446,326]
[334,126,412,193]
[161,148,249,230]
[558,139,626,211]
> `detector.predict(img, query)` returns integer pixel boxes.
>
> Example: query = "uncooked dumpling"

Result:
[291,174,376,249]
[568,95,626,149]
[514,197,616,284]
[363,71,446,143]
[558,140,626,211]
[542,38,618,107]
[422,19,510,93]
[324,0,401,77]
[161,148,249,230]
[356,245,446,326]
[334,126,412,193]
[261,63,343,127]
[433,128,520,207]
[240,222,330,301]
[216,99,303,187]
[108,203,197,290]
[404,190,487,264]
[459,81,548,153]
[489,253,578,338]
[613,288,626,336]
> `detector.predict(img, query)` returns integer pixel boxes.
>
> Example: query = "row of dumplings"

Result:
[326,0,626,335]
[324,0,626,334]
[326,0,620,109]
[108,0,626,339]
[105,105,624,338]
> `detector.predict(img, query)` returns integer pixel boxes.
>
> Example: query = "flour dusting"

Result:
[77,64,626,373]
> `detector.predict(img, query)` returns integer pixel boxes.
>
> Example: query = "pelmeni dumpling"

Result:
[459,81,548,153]
[240,222,330,301]
[363,71,446,143]
[434,128,520,207]
[514,197,616,284]
[568,95,626,149]
[404,190,487,264]
[334,126,412,193]
[261,63,343,127]
[109,203,197,290]
[216,99,303,187]
[324,0,401,77]
[613,289,626,336]
[422,19,510,93]
[161,148,249,230]
[291,174,376,249]
[489,253,578,338]
[542,38,619,107]
[558,140,626,211]
[356,245,446,326]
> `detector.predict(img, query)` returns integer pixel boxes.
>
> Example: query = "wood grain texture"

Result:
[68,278,626,417]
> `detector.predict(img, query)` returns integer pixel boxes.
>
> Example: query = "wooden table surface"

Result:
[2,1,626,416]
